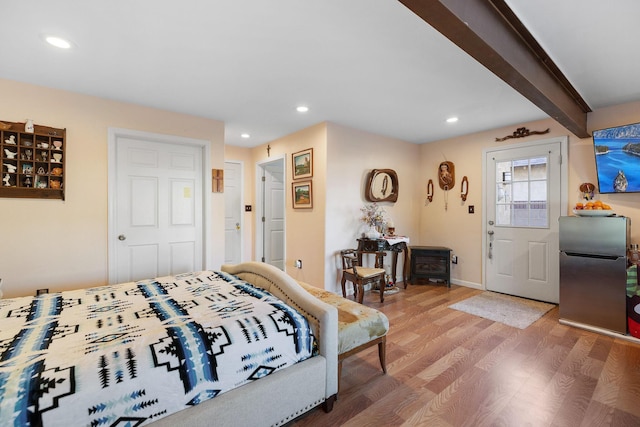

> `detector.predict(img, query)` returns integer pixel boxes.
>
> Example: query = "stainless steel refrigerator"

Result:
[559,216,629,334]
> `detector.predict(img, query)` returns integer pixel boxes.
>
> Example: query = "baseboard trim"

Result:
[450,278,482,290]
[559,318,640,344]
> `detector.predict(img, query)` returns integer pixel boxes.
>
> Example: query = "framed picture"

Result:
[292,148,313,179]
[292,180,313,209]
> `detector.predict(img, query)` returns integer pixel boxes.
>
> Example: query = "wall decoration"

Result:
[438,161,455,190]
[292,148,313,180]
[579,182,596,200]
[0,120,66,200]
[426,179,434,203]
[365,169,398,203]
[212,169,224,193]
[460,176,469,201]
[292,180,313,209]
[439,161,455,211]
[495,126,550,142]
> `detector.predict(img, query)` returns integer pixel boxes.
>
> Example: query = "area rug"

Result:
[449,292,555,329]
[372,285,400,295]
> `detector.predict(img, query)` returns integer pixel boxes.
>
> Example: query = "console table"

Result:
[357,237,410,288]
[409,246,452,287]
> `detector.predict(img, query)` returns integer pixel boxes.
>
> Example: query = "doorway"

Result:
[483,137,568,303]
[224,161,243,265]
[108,128,211,284]
[255,156,286,270]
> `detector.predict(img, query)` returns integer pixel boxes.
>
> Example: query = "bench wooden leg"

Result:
[378,336,387,373]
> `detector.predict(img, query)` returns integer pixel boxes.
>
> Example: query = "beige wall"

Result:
[247,123,328,287]
[325,123,421,292]
[0,78,225,298]
[3,77,640,299]
[228,122,421,294]
[419,100,640,288]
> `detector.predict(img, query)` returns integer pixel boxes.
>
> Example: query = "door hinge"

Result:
[261,257,265,262]
[559,154,562,164]
[262,176,266,182]
[262,216,265,222]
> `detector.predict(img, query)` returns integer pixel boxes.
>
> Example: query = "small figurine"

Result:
[2,174,10,186]
[579,183,596,200]
[4,135,16,145]
[4,148,17,159]
[3,163,17,173]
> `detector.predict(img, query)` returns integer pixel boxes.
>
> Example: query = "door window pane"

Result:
[494,156,549,228]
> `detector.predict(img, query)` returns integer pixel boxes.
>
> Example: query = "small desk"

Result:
[409,246,452,287]
[357,237,410,288]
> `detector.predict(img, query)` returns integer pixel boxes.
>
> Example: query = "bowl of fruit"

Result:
[573,200,615,216]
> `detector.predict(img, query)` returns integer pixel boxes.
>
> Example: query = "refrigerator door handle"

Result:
[562,251,624,261]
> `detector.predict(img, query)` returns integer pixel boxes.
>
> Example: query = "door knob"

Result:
[236,223,240,230]
[488,230,494,235]
[118,234,127,241]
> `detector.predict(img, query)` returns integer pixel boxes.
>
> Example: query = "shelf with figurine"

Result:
[0,120,65,200]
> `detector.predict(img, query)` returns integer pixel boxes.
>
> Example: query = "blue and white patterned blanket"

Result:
[0,270,317,426]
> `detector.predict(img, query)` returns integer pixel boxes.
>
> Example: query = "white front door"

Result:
[484,138,567,303]
[109,129,205,284]
[224,161,242,265]
[256,158,285,271]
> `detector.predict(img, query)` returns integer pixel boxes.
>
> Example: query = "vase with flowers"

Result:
[360,203,386,239]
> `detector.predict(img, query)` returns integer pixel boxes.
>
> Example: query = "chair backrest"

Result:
[358,250,386,269]
[340,249,359,271]
[340,249,386,276]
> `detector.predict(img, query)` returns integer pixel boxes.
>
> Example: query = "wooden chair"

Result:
[340,249,387,303]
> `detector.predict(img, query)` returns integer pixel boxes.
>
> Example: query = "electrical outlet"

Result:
[468,205,475,214]
[295,259,302,269]
[452,255,458,264]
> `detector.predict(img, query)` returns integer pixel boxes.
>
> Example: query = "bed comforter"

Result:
[0,270,317,426]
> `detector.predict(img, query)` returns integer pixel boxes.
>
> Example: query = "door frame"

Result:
[481,136,569,291]
[107,127,212,284]
[254,155,286,266]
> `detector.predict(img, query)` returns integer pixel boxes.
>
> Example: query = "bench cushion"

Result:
[298,281,389,355]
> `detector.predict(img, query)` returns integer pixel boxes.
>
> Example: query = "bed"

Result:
[0,262,338,426]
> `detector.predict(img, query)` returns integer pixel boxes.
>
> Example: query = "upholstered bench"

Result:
[298,281,389,387]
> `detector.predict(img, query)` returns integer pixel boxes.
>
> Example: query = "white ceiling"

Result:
[0,1,638,147]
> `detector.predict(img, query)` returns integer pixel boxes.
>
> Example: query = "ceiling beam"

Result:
[398,0,591,138]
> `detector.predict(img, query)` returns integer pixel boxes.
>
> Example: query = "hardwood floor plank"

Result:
[289,284,640,427]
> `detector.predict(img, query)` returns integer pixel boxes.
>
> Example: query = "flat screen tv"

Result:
[593,122,640,193]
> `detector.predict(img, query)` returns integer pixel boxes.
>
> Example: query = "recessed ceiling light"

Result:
[296,106,309,113]
[240,133,250,139]
[44,36,72,49]
[446,117,459,123]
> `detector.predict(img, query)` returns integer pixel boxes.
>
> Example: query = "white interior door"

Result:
[484,138,566,303]
[224,161,242,265]
[110,131,204,284]
[256,158,285,271]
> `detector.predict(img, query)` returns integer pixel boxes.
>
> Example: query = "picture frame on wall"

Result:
[292,180,313,209]
[292,148,313,180]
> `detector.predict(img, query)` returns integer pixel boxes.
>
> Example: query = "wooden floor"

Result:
[289,283,640,427]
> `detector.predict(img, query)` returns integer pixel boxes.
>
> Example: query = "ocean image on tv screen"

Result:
[593,122,640,193]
